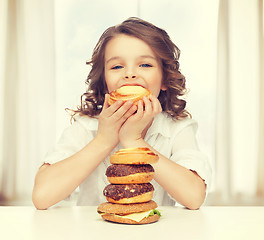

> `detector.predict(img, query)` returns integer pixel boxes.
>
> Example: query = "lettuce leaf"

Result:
[147,209,161,217]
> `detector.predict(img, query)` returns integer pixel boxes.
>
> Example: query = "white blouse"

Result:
[43,112,212,206]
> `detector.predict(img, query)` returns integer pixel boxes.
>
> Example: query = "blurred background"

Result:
[0,0,263,206]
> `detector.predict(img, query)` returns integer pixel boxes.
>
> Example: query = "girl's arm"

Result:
[32,97,137,210]
[119,96,206,210]
[32,137,113,210]
[122,137,206,210]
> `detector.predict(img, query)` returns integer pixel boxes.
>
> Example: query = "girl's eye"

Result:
[140,63,152,68]
[111,65,123,70]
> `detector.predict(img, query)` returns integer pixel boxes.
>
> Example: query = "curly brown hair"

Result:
[74,17,190,120]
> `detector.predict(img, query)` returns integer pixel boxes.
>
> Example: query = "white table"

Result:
[0,206,263,240]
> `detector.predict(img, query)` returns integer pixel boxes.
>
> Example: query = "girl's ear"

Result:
[161,84,168,91]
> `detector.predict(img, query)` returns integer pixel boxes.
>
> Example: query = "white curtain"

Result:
[211,0,264,205]
[0,0,56,203]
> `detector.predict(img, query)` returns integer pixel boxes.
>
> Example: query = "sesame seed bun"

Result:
[107,172,154,184]
[110,147,159,165]
[97,200,158,215]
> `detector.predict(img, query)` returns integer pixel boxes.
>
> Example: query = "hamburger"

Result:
[106,164,154,184]
[97,200,161,224]
[108,85,151,105]
[110,147,159,165]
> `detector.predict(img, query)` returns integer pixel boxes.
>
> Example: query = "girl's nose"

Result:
[124,67,137,80]
[124,74,136,79]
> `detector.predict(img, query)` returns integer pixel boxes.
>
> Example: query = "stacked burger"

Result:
[97,147,161,224]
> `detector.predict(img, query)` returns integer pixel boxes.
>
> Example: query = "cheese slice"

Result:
[118,210,153,222]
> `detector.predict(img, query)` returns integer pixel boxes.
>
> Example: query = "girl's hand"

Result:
[96,94,137,149]
[119,95,162,148]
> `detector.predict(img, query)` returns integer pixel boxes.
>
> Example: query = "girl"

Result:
[32,17,211,210]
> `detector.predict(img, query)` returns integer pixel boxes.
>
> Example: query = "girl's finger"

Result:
[149,95,162,114]
[143,96,152,115]
[103,96,124,117]
[112,100,134,120]
[103,94,110,109]
[134,100,144,119]
[119,104,137,123]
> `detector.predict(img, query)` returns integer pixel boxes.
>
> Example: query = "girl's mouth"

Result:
[120,83,145,88]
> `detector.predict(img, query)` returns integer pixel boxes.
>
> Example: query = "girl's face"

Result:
[104,34,166,97]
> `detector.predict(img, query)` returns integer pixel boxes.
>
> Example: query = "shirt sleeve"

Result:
[170,122,212,191]
[171,148,212,190]
[43,119,94,165]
